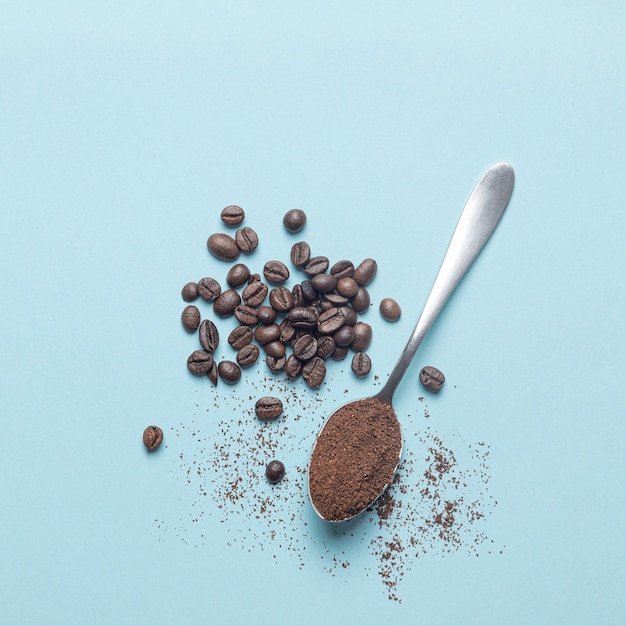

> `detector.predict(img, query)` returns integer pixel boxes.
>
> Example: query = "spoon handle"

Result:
[376,162,515,404]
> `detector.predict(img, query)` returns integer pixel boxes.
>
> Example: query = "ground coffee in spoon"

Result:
[308,398,402,521]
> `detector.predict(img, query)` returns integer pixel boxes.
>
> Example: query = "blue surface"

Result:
[2,2,626,624]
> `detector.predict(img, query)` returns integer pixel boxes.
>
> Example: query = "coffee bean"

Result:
[265,459,286,483]
[330,260,355,280]
[317,306,348,334]
[290,241,311,267]
[334,325,356,347]
[269,286,293,313]
[319,300,334,312]
[198,319,219,352]
[279,318,296,343]
[323,291,349,305]
[255,397,284,420]
[264,340,286,359]
[300,279,318,303]
[256,305,276,325]
[293,334,318,361]
[311,273,337,293]
[181,305,201,332]
[263,260,290,284]
[181,282,199,302]
[419,366,445,391]
[288,306,318,329]
[316,335,335,359]
[351,286,370,312]
[226,263,251,288]
[220,205,245,226]
[254,323,281,344]
[353,258,378,286]
[207,360,218,386]
[283,208,307,233]
[187,350,214,375]
[218,360,241,384]
[248,273,261,283]
[207,233,240,261]
[228,325,253,349]
[213,289,241,317]
[302,356,326,388]
[285,354,302,378]
[303,256,329,276]
[235,226,259,253]
[265,354,286,373]
[143,425,163,452]
[197,277,222,302]
[351,321,372,352]
[236,344,259,368]
[380,297,401,321]
[351,351,372,376]
[341,306,357,327]
[331,345,349,360]
[234,304,259,325]
[291,283,305,308]
[242,280,268,307]
[336,277,359,298]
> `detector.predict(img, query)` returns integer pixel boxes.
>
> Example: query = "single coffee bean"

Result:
[319,300,334,312]
[331,345,349,360]
[351,286,370,313]
[311,273,337,293]
[303,255,329,276]
[380,297,401,321]
[228,325,253,349]
[236,344,259,368]
[324,291,349,306]
[351,351,372,376]
[265,459,286,483]
[198,319,219,352]
[242,280,268,307]
[290,241,311,267]
[181,281,199,302]
[263,260,290,284]
[317,306,348,334]
[269,286,293,313]
[265,354,286,373]
[264,340,286,359]
[207,360,218,386]
[419,366,445,391]
[302,356,326,388]
[293,334,318,361]
[288,306,318,329]
[181,305,201,332]
[248,273,261,283]
[218,360,241,384]
[330,260,355,280]
[187,350,214,375]
[291,283,305,308]
[316,335,335,359]
[213,289,241,317]
[336,277,359,298]
[197,277,221,302]
[279,318,296,343]
[234,304,259,325]
[255,397,284,420]
[353,258,378,286]
[226,263,251,288]
[300,279,318,302]
[235,226,259,253]
[334,325,356,347]
[341,306,357,327]
[254,323,281,344]
[285,354,302,378]
[256,305,276,325]
[207,233,240,261]
[143,426,164,452]
[283,208,307,233]
[220,204,245,226]
[351,321,372,352]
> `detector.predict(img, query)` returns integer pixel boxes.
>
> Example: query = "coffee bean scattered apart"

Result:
[283,209,307,233]
[351,351,372,376]
[380,297,401,321]
[265,459,286,483]
[181,282,199,302]
[207,233,240,261]
[235,226,259,253]
[181,305,201,332]
[220,205,245,226]
[255,396,284,420]
[143,426,163,452]
[419,365,445,391]
[218,360,242,384]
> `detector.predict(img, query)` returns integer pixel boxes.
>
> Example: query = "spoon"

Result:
[308,162,515,522]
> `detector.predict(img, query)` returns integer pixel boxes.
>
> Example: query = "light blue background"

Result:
[1,2,625,624]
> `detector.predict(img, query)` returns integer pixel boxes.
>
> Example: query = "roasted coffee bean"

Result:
[351,321,372,352]
[330,260,355,280]
[419,366,445,391]
[283,208,307,233]
[254,323,281,344]
[317,306,348,334]
[300,279,318,302]
[236,344,260,368]
[319,300,334,312]
[285,354,302,378]
[234,304,259,325]
[218,360,241,384]
[316,335,335,359]
[380,297,401,321]
[336,277,359,298]
[341,306,357,327]
[351,286,371,313]
[265,459,286,483]
[263,260,290,284]
[198,319,219,352]
[242,280,268,307]
[187,350,214,375]
[197,277,221,302]
[207,360,218,386]
[264,340,286,359]
[181,305,201,332]
[324,291,349,305]
[279,318,296,343]
[235,226,259,253]
[220,204,245,226]
[303,255,329,276]
[311,273,337,293]
[143,426,163,452]
[181,281,199,302]
[255,397,284,420]
[293,334,318,361]
[288,306,318,329]
[334,325,356,347]
[269,286,293,313]
[256,305,276,325]
[290,241,311,267]
[207,233,240,261]
[331,345,349,360]
[226,263,251,288]
[248,273,261,283]
[351,351,372,376]
[353,258,378,286]
[302,356,326,388]
[213,288,241,317]
[266,354,286,373]
[228,325,253,349]
[292,284,305,308]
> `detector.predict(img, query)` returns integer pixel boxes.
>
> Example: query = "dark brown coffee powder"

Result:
[308,398,402,521]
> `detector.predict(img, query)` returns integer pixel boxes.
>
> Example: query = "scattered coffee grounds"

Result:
[379,297,401,322]
[265,459,286,483]
[143,425,163,452]
[308,398,402,521]
[419,365,445,391]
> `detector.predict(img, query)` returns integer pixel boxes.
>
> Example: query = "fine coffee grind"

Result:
[308,398,401,521]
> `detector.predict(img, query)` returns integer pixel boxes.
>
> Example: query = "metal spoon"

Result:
[308,162,515,522]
